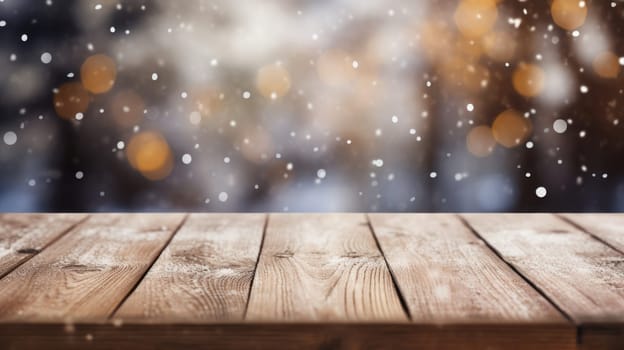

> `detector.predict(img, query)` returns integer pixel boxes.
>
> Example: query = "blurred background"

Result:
[0,0,623,212]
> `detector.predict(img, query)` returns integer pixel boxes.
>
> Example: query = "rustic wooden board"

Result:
[246,213,406,322]
[369,214,569,324]
[0,213,185,321]
[0,214,87,279]
[0,322,577,350]
[462,214,624,348]
[115,214,266,322]
[462,213,624,323]
[0,213,620,349]
[560,214,624,254]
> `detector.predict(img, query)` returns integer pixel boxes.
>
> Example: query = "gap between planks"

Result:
[245,213,407,322]
[365,214,412,321]
[107,214,190,319]
[0,214,188,321]
[456,215,577,330]
[0,214,91,281]
[556,214,624,256]
[461,213,624,349]
[242,214,269,320]
[1,213,620,349]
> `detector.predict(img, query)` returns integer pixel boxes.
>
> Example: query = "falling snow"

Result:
[0,0,620,211]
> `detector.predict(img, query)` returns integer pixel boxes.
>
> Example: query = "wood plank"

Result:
[369,214,569,324]
[0,213,186,322]
[246,213,406,322]
[0,322,577,350]
[463,214,624,349]
[115,214,266,322]
[0,214,87,278]
[462,214,624,324]
[560,214,624,254]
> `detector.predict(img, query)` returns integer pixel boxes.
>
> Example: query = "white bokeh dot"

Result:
[3,131,17,145]
[553,119,567,134]
[40,52,52,64]
[218,191,228,202]
[535,186,547,198]
[181,153,192,165]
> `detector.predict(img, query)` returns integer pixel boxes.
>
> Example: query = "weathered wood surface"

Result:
[0,214,185,321]
[0,213,621,349]
[560,214,624,254]
[369,214,568,324]
[246,214,406,322]
[462,213,624,324]
[463,214,624,350]
[115,214,265,322]
[0,214,87,278]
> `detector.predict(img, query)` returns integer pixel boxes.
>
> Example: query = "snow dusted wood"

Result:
[246,213,406,321]
[560,213,624,254]
[462,213,624,324]
[0,213,621,349]
[0,214,87,278]
[0,213,185,321]
[115,214,266,322]
[463,214,624,349]
[369,214,569,324]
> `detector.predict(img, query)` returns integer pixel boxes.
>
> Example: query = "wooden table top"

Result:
[0,213,622,349]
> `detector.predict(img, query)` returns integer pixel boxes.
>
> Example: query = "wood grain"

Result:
[0,213,185,322]
[560,214,624,254]
[462,213,624,324]
[115,214,266,322]
[0,214,87,278]
[369,214,569,324]
[246,213,406,322]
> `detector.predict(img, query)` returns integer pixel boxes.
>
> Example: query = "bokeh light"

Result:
[53,82,90,120]
[1,0,623,212]
[551,0,588,31]
[255,63,291,99]
[512,63,545,97]
[126,131,173,181]
[492,109,532,148]
[110,90,145,128]
[467,126,496,157]
[592,51,620,79]
[81,54,117,94]
[483,31,517,62]
[454,0,498,39]
[192,88,223,118]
